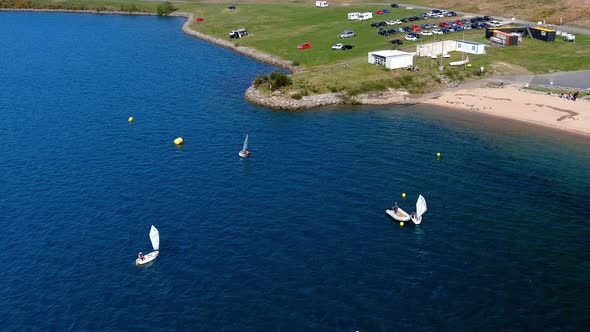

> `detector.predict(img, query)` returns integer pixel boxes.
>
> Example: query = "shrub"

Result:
[292,60,300,66]
[269,71,292,90]
[156,1,176,16]
[328,84,344,93]
[253,75,269,87]
[291,93,303,100]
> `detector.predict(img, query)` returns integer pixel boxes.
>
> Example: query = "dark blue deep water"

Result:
[1,13,589,331]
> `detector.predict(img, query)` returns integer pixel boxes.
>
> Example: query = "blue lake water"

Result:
[1,12,589,330]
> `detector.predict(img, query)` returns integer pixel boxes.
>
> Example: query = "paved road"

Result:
[497,70,590,90]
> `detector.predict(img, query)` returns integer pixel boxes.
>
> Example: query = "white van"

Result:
[489,20,502,27]
[316,1,328,7]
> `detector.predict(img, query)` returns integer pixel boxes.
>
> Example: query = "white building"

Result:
[455,40,486,55]
[316,1,328,7]
[368,50,415,69]
[416,40,486,57]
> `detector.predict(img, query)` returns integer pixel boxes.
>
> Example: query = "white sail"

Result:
[150,225,160,251]
[416,195,427,218]
[242,134,248,151]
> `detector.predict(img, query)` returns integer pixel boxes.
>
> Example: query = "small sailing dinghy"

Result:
[136,225,159,266]
[411,195,427,224]
[238,134,250,158]
[449,56,469,66]
[385,203,411,222]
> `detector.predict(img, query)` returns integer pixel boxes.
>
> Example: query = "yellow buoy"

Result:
[437,152,441,158]
[174,137,184,145]
[402,192,406,199]
[128,116,134,123]
[400,222,404,227]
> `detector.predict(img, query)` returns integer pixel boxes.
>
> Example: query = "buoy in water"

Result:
[128,116,134,123]
[400,222,404,227]
[402,192,406,199]
[174,137,184,145]
[437,152,441,158]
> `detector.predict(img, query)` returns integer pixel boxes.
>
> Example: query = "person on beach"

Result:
[138,252,144,260]
[573,91,579,101]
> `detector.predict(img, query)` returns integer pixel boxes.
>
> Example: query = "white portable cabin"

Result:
[315,1,328,7]
[360,12,373,20]
[348,12,361,20]
[456,40,486,55]
[368,50,415,70]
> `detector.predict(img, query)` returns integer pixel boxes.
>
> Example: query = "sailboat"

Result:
[136,225,160,266]
[238,134,250,158]
[385,202,411,222]
[411,195,427,224]
[449,56,469,66]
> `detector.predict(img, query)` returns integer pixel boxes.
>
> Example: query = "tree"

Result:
[156,1,176,16]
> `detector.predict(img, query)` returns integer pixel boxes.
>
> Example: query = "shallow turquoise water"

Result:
[0,12,589,330]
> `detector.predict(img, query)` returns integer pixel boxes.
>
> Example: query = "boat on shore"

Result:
[449,56,469,66]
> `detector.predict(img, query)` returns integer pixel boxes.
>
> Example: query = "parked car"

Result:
[405,34,418,41]
[390,38,403,45]
[382,9,391,13]
[449,11,457,16]
[376,10,384,15]
[401,17,410,22]
[401,26,411,32]
[489,20,502,27]
[455,20,464,25]
[439,22,450,27]
[229,28,248,39]
[298,43,311,50]
[441,28,451,34]
[331,43,344,50]
[341,44,354,50]
[386,20,402,25]
[483,16,494,21]
[421,30,433,36]
[410,25,421,31]
[462,25,472,30]
[390,3,399,8]
[378,21,387,27]
[453,26,463,31]
[339,30,355,38]
[432,28,443,35]
[371,22,379,28]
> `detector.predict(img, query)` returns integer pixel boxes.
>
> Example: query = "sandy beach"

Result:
[420,84,590,137]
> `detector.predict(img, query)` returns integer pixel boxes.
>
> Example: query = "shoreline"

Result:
[419,83,590,138]
[4,8,589,138]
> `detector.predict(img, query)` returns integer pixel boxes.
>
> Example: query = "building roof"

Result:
[532,26,556,32]
[456,40,485,46]
[492,31,518,37]
[369,50,414,57]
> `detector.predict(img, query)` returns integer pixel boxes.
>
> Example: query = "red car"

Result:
[297,43,311,50]
[376,10,384,15]
[455,20,464,25]
[439,22,450,28]
[410,25,421,31]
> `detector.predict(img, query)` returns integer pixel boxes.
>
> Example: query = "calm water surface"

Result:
[0,12,589,331]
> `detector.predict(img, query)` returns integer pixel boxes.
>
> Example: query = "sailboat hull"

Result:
[411,216,422,225]
[239,150,249,158]
[136,251,159,266]
[386,208,410,222]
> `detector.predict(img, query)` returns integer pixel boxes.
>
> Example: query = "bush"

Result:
[253,75,269,87]
[328,84,345,93]
[291,93,303,100]
[269,71,292,90]
[156,1,176,16]
[292,60,300,66]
